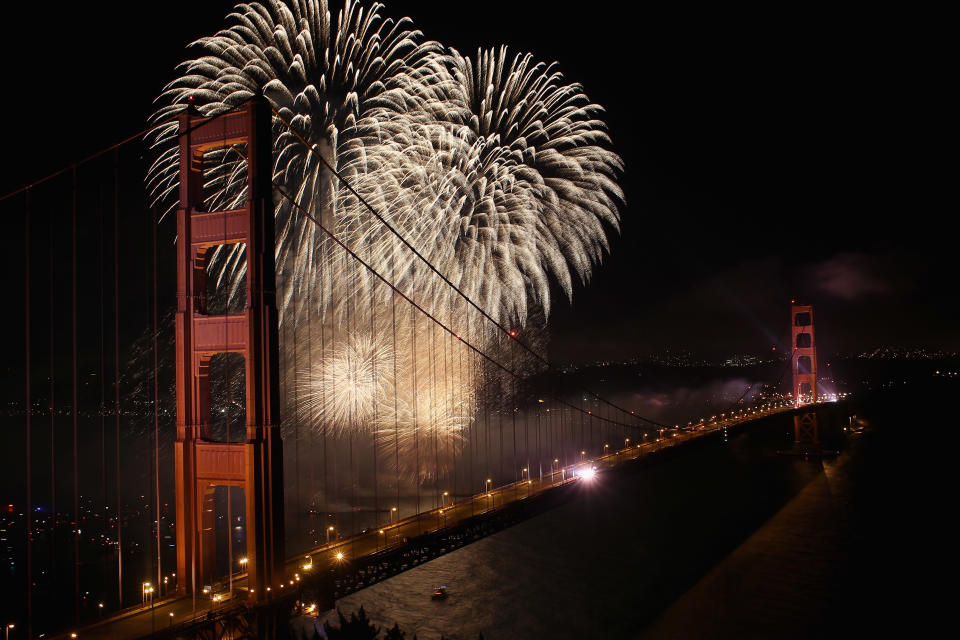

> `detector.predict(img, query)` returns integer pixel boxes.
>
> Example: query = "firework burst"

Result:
[148,1,623,482]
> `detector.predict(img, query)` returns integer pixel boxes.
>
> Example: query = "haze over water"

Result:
[305,393,911,639]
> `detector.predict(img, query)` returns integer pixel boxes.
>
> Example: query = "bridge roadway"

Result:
[55,402,800,639]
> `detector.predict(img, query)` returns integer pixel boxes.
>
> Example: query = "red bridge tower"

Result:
[174,97,283,602]
[791,302,819,446]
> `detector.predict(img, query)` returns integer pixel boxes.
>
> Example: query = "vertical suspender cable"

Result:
[71,166,80,624]
[307,252,315,543]
[152,206,161,595]
[412,305,419,522]
[511,346,517,482]
[498,363,503,486]
[292,220,300,544]
[99,180,107,583]
[49,185,57,596]
[370,245,379,530]
[113,149,123,607]
[430,317,437,507]
[321,254,329,533]
[25,188,33,639]
[391,256,399,524]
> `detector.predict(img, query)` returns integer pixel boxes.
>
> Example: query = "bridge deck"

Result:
[55,404,800,639]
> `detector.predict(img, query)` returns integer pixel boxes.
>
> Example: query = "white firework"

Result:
[339,45,624,332]
[292,311,474,481]
[146,0,437,321]
[147,2,623,480]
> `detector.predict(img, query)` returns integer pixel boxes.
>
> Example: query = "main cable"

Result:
[269,107,664,429]
[270,180,652,433]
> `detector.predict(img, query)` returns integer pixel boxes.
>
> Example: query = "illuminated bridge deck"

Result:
[57,403,804,639]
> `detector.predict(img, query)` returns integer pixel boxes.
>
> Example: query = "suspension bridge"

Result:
[0,98,828,639]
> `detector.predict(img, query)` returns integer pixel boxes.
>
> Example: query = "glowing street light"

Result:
[6,624,14,640]
[326,526,335,544]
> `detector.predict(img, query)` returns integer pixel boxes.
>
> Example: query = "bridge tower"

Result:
[790,302,819,446]
[174,96,283,603]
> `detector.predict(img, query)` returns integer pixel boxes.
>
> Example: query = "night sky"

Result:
[2,1,951,363]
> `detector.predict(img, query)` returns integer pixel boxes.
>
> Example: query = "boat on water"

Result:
[431,586,448,600]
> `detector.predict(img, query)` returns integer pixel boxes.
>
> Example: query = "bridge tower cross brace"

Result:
[174,97,283,603]
[791,303,819,445]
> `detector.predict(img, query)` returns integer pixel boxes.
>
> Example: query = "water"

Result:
[299,410,827,639]
[296,390,930,640]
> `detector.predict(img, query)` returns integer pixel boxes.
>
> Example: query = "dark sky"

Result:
[2,1,951,363]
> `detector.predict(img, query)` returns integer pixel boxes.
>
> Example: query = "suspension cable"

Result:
[268,107,661,429]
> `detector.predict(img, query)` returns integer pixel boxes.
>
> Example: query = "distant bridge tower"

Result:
[174,96,283,603]
[790,302,819,446]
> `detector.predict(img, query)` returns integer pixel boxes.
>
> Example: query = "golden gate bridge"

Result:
[0,98,828,639]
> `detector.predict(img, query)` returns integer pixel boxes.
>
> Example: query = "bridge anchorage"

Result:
[174,97,284,605]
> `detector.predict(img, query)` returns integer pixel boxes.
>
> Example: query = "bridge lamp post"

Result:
[442,491,450,507]
[169,612,174,627]
[143,584,156,632]
[327,526,335,544]
[603,444,609,457]
[580,450,585,462]
[239,556,248,573]
[6,623,13,640]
